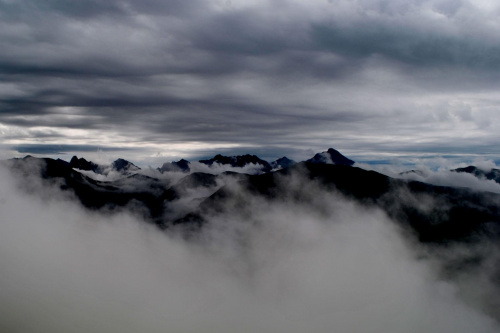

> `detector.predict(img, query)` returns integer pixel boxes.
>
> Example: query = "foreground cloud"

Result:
[0,163,499,332]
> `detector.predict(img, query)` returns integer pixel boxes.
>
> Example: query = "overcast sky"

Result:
[1,0,500,165]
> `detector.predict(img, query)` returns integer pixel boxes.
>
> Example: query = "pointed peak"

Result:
[70,155,88,163]
[276,156,293,163]
[69,155,99,172]
[111,158,140,172]
[271,156,296,170]
[307,148,354,166]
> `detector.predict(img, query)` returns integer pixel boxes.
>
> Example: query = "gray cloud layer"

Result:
[1,0,500,162]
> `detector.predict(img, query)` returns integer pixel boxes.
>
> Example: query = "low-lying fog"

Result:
[1,164,499,332]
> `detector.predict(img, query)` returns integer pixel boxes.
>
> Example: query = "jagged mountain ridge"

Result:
[69,156,140,176]
[69,156,100,173]
[5,149,500,245]
[68,148,352,176]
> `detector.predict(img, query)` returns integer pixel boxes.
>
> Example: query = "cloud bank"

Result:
[1,163,499,332]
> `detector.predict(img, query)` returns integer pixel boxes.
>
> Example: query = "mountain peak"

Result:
[159,159,191,173]
[111,158,140,173]
[271,156,296,170]
[306,148,354,166]
[69,155,100,172]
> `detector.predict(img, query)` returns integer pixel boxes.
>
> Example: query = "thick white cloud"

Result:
[1,164,500,332]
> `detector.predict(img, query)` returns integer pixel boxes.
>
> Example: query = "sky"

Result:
[1,0,500,166]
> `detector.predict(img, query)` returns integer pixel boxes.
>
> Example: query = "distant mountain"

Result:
[68,149,356,176]
[159,159,191,173]
[199,154,272,173]
[69,156,140,175]
[399,170,426,177]
[3,156,239,227]
[69,156,100,173]
[270,157,296,170]
[6,156,166,223]
[6,153,500,245]
[452,166,500,184]
[111,158,140,173]
[185,162,500,243]
[306,148,355,166]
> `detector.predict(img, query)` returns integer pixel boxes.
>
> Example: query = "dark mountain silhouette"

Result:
[67,148,352,177]
[5,151,500,245]
[270,156,296,170]
[199,154,272,173]
[69,156,100,173]
[452,166,500,184]
[159,159,191,173]
[183,162,500,243]
[111,158,140,173]
[6,156,164,223]
[306,148,355,166]
[69,156,140,175]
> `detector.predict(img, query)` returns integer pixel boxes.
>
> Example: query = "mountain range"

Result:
[5,148,500,245]
[65,148,354,176]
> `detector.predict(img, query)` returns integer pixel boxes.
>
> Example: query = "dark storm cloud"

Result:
[310,10,500,70]
[0,0,125,19]
[1,0,500,161]
[0,0,203,20]
[14,144,132,155]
